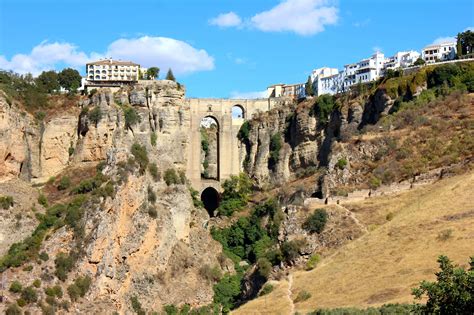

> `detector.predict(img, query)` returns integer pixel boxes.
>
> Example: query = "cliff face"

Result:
[0,81,225,312]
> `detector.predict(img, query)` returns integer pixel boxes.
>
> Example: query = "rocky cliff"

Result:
[0,81,226,313]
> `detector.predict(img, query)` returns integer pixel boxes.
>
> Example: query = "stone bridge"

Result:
[184,98,279,211]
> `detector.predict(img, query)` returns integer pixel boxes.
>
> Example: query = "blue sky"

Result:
[0,0,473,98]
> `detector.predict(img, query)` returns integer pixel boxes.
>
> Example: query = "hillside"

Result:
[232,169,474,314]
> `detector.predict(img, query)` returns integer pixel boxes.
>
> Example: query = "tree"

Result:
[36,70,59,93]
[146,67,159,80]
[305,75,314,96]
[412,255,473,314]
[58,68,82,92]
[165,68,176,81]
[457,30,474,56]
[303,209,328,234]
[414,57,425,66]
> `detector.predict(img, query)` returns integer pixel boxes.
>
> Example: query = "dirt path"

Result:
[287,274,295,314]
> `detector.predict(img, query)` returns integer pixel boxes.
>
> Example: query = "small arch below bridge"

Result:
[201,186,220,217]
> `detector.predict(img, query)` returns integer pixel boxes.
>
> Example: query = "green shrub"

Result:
[57,176,71,191]
[268,132,282,170]
[21,286,38,303]
[303,209,328,234]
[67,275,91,301]
[22,265,33,272]
[257,257,272,278]
[148,206,157,218]
[67,283,81,301]
[54,252,74,281]
[336,158,347,170]
[148,163,160,181]
[427,64,460,88]
[213,273,242,312]
[6,303,22,315]
[38,193,48,207]
[71,176,103,194]
[16,298,26,307]
[189,187,204,208]
[369,176,382,189]
[164,168,179,186]
[312,94,336,125]
[412,255,473,314]
[33,279,41,288]
[281,239,307,263]
[147,186,156,204]
[294,290,311,303]
[130,295,146,315]
[87,106,102,126]
[150,132,157,147]
[0,195,14,209]
[9,281,23,293]
[259,283,274,296]
[163,304,178,315]
[45,285,63,298]
[200,264,222,282]
[124,107,141,129]
[68,146,75,156]
[305,254,321,271]
[217,173,252,216]
[237,121,250,142]
[131,143,149,174]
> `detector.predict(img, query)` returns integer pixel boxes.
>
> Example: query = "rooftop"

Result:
[87,59,140,66]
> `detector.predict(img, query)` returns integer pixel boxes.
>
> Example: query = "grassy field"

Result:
[232,169,474,314]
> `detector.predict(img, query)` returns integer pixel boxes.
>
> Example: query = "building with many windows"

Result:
[86,59,141,86]
[384,51,421,70]
[266,83,306,99]
[422,42,456,63]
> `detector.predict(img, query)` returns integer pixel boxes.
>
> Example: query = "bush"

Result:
[21,286,38,303]
[427,64,460,88]
[217,173,252,216]
[131,143,149,174]
[213,273,242,312]
[0,195,14,209]
[312,94,336,125]
[164,168,179,186]
[57,176,71,191]
[67,275,91,301]
[147,186,156,204]
[87,106,102,126]
[130,295,146,315]
[150,132,157,146]
[237,121,250,142]
[5,303,22,315]
[303,209,328,234]
[336,158,347,170]
[45,285,63,298]
[294,290,311,303]
[412,255,473,314]
[124,107,141,129]
[281,239,306,263]
[9,281,23,293]
[16,298,26,307]
[33,279,41,288]
[54,252,74,281]
[305,254,321,271]
[268,132,282,170]
[259,283,274,296]
[163,304,178,315]
[38,193,48,207]
[148,206,157,218]
[257,257,272,278]
[200,264,222,283]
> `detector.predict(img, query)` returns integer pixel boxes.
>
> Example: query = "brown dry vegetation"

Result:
[233,170,474,314]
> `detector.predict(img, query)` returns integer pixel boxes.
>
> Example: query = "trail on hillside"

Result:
[287,274,295,315]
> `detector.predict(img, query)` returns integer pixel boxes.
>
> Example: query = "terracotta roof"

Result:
[87,59,140,66]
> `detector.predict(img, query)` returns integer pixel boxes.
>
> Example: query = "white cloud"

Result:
[209,12,242,27]
[432,36,456,45]
[0,36,215,76]
[105,36,214,75]
[0,41,99,75]
[250,0,338,36]
[353,18,371,28]
[229,90,267,99]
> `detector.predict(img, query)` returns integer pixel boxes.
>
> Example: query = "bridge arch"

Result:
[232,104,245,119]
[201,186,220,217]
[200,116,220,181]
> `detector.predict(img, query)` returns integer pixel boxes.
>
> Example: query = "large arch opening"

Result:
[201,187,220,216]
[200,116,220,180]
[232,105,245,119]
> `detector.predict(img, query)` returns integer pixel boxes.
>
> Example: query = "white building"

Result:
[311,67,341,96]
[267,83,305,99]
[384,51,421,70]
[86,59,141,83]
[422,42,456,63]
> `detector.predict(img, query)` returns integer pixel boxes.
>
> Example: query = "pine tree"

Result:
[165,69,176,81]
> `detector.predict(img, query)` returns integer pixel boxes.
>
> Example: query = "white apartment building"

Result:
[311,67,341,96]
[384,51,421,70]
[86,59,141,83]
[422,42,456,63]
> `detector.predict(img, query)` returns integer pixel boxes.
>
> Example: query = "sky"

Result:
[0,0,473,98]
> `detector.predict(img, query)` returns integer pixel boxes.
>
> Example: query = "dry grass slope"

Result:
[233,169,474,314]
